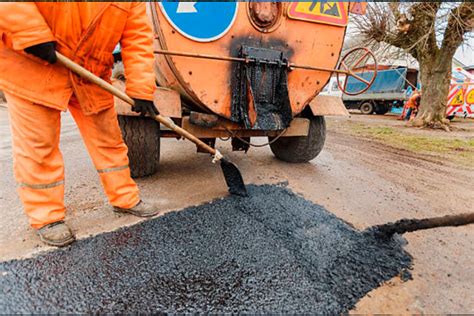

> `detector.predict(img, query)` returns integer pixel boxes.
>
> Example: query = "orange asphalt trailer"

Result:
[113,2,371,178]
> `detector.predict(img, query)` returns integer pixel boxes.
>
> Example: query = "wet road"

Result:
[0,107,473,313]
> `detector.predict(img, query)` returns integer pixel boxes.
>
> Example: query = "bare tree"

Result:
[353,2,474,130]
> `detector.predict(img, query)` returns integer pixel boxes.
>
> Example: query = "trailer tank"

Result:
[115,2,369,178]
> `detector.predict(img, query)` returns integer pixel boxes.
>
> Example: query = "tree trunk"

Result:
[413,55,452,130]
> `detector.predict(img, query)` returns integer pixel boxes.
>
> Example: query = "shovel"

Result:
[56,52,248,197]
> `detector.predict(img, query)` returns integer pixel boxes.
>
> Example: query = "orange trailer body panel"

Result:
[149,2,348,123]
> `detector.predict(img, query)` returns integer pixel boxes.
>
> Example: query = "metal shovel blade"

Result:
[220,158,248,197]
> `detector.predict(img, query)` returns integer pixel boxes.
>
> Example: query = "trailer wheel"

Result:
[118,115,160,178]
[269,116,326,163]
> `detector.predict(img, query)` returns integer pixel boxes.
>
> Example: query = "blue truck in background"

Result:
[322,67,419,115]
[343,67,419,115]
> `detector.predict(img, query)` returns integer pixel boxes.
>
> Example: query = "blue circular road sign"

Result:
[159,2,239,42]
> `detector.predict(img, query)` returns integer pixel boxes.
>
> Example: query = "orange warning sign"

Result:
[449,89,464,106]
[467,89,474,105]
[288,2,349,26]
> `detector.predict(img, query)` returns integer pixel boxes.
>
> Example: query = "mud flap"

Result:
[309,95,349,116]
[231,46,292,130]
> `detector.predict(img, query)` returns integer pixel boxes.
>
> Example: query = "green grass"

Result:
[347,124,474,167]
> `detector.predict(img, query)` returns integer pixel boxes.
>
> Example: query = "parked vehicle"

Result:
[112,2,370,177]
[446,67,474,119]
[322,67,419,115]
[320,76,344,98]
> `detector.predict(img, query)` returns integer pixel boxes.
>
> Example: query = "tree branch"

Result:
[409,2,441,57]
[354,2,442,60]
[442,2,474,55]
[388,2,401,21]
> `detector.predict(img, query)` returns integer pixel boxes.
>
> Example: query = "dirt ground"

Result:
[0,106,473,313]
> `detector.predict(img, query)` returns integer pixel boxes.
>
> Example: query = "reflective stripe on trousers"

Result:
[6,93,140,229]
[19,180,65,190]
[97,165,128,174]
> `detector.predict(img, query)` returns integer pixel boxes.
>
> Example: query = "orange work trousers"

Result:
[5,93,140,229]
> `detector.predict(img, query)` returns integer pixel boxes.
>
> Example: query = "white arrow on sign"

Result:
[177,2,197,13]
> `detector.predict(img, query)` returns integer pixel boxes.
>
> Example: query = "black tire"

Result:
[269,116,326,163]
[359,101,374,115]
[118,115,160,178]
[375,104,389,115]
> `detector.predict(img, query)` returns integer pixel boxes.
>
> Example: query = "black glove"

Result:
[132,98,159,117]
[24,41,57,64]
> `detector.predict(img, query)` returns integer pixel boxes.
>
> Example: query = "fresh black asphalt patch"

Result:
[0,184,412,313]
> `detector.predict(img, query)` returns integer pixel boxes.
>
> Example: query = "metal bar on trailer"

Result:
[154,49,349,75]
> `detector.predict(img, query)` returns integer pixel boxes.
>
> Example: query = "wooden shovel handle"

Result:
[373,212,474,236]
[56,52,218,156]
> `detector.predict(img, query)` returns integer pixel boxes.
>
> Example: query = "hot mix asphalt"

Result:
[0,184,412,313]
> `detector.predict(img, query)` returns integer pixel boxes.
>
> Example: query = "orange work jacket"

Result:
[0,2,155,114]
[405,92,421,110]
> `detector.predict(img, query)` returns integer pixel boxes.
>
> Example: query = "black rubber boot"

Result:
[37,221,75,247]
[114,200,160,218]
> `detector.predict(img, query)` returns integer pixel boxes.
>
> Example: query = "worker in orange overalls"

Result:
[0,3,161,247]
[403,90,421,121]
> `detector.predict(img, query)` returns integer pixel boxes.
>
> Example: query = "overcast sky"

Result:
[347,3,473,67]
[455,37,473,66]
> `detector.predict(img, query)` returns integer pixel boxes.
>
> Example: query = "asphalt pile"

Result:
[0,184,412,313]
